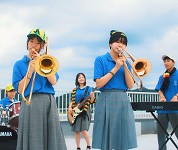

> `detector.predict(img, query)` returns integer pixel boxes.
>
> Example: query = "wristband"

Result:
[109,71,115,76]
[27,76,31,80]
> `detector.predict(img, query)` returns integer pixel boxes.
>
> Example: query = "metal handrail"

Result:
[0,88,159,121]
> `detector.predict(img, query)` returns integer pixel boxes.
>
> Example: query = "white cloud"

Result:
[1,0,178,91]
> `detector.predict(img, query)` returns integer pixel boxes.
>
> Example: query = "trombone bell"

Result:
[118,48,152,90]
[132,58,152,77]
[35,55,59,77]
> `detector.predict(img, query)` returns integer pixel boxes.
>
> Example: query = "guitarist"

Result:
[68,73,95,150]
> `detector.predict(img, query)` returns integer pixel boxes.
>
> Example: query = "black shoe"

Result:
[86,146,91,150]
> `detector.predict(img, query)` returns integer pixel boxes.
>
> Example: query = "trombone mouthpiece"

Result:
[118,48,123,54]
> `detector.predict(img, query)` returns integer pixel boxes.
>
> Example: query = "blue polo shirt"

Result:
[12,55,59,97]
[155,69,178,114]
[94,52,131,91]
[75,86,92,103]
[0,97,18,109]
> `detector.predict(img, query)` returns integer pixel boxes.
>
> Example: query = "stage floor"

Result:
[65,134,178,150]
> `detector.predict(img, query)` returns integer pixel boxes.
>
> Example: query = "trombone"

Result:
[118,48,152,90]
[22,37,59,105]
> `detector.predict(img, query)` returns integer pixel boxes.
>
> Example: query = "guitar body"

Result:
[67,87,97,125]
[67,105,83,125]
[67,108,74,125]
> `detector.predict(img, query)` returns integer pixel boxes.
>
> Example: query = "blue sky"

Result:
[0,0,178,91]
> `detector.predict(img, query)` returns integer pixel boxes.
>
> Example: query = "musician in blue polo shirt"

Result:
[0,84,18,126]
[0,84,18,110]
[155,54,178,150]
[92,30,137,150]
[12,28,67,150]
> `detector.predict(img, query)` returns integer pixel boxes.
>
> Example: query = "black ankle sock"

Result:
[87,146,91,149]
[77,148,81,150]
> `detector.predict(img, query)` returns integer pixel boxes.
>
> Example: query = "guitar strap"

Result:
[77,86,89,104]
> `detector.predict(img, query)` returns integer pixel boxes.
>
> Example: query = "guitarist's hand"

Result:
[68,106,73,112]
[89,92,95,103]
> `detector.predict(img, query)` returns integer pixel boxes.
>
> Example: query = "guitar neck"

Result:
[78,87,97,109]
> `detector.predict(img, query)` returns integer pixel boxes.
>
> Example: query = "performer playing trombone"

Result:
[12,28,67,150]
[92,30,138,150]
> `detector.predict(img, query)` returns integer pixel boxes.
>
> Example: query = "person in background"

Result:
[0,84,18,110]
[68,73,95,150]
[92,30,137,150]
[12,28,67,150]
[0,84,18,126]
[155,54,178,150]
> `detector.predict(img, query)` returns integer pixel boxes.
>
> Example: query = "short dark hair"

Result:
[109,30,127,46]
[163,56,174,62]
[27,34,45,50]
[27,34,45,43]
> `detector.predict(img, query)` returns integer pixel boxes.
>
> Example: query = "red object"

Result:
[163,73,170,78]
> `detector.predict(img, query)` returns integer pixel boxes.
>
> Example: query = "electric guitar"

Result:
[67,87,97,125]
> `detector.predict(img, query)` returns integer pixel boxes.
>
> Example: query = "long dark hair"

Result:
[75,73,86,87]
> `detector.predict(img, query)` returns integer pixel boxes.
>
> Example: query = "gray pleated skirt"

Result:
[71,109,91,132]
[16,93,67,150]
[92,90,137,150]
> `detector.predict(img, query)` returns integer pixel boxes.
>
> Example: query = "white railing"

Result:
[0,88,159,121]
[55,90,159,121]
